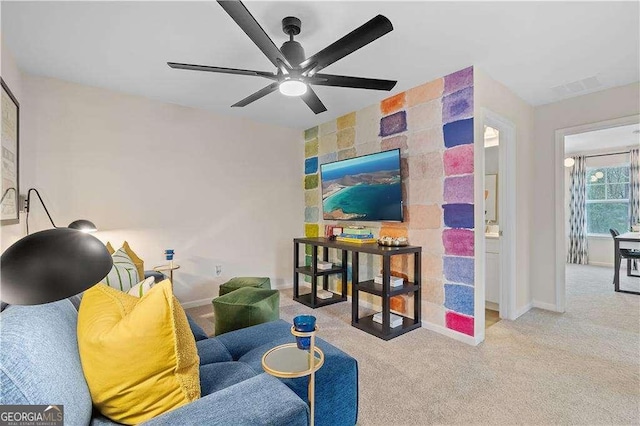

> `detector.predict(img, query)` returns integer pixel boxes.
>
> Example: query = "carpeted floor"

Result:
[186,264,640,425]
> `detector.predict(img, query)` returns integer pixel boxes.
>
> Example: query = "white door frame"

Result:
[554,114,640,312]
[483,109,517,321]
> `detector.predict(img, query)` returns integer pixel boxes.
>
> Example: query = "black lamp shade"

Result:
[68,219,98,233]
[0,228,113,305]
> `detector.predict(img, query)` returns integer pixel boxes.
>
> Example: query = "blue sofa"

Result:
[0,298,358,425]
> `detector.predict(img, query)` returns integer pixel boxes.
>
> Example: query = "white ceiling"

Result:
[565,123,640,155]
[2,1,639,130]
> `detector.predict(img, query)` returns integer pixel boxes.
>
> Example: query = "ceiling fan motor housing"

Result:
[281,17,305,66]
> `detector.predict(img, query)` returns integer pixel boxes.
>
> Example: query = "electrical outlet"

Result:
[215,265,222,276]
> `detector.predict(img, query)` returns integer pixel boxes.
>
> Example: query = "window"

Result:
[586,165,630,235]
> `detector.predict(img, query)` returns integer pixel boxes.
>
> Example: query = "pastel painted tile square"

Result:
[408,204,442,229]
[443,255,474,285]
[406,79,444,107]
[381,135,408,152]
[337,112,356,130]
[443,203,474,229]
[408,229,444,254]
[318,152,338,165]
[408,152,443,180]
[304,189,319,207]
[318,132,338,155]
[444,67,473,96]
[304,207,319,223]
[305,138,318,158]
[443,175,474,204]
[355,141,380,157]
[407,99,442,132]
[338,147,356,160]
[444,284,474,316]
[445,311,474,336]
[442,87,473,124]
[442,229,474,256]
[380,92,406,115]
[319,120,337,136]
[305,224,319,237]
[443,118,474,148]
[408,127,444,155]
[304,174,319,190]
[305,157,318,174]
[422,253,443,279]
[337,127,356,149]
[305,127,318,141]
[379,111,407,137]
[408,177,444,205]
[423,278,444,304]
[443,144,474,176]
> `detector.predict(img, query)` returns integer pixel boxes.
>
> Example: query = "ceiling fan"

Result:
[168,0,397,114]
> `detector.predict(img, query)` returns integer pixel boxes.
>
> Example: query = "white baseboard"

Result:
[588,261,614,267]
[532,300,562,312]
[181,298,214,309]
[514,302,532,319]
[421,320,479,346]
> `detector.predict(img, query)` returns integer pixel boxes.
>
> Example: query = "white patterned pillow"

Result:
[127,276,156,297]
[103,248,140,291]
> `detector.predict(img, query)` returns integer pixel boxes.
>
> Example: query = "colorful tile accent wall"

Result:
[302,67,475,338]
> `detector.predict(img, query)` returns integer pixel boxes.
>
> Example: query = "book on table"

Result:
[336,236,377,244]
[374,275,404,287]
[316,260,333,270]
[343,227,372,236]
[372,312,403,328]
[316,289,333,299]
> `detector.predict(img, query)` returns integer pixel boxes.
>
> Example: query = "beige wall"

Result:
[474,68,535,315]
[18,74,302,304]
[533,82,640,307]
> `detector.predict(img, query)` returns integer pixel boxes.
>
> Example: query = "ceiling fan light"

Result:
[279,80,307,97]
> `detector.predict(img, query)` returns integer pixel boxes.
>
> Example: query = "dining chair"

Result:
[609,228,640,278]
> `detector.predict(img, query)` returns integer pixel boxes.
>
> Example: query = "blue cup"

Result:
[293,315,316,350]
[164,249,174,261]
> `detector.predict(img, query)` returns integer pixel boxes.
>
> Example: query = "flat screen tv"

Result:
[320,149,403,222]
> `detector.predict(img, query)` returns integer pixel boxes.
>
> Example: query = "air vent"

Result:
[551,75,604,98]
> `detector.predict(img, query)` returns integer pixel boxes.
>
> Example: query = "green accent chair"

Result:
[213,287,280,336]
[219,276,271,296]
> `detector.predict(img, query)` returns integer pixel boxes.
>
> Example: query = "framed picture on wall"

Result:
[1,78,20,225]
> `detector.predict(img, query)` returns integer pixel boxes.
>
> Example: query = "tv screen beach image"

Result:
[320,149,403,221]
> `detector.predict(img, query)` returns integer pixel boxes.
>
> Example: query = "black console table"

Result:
[293,237,422,340]
[293,238,348,308]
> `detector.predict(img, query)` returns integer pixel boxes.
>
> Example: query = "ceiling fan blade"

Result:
[300,15,393,75]
[231,82,279,107]
[217,1,292,70]
[167,62,278,80]
[300,87,327,114]
[308,74,397,91]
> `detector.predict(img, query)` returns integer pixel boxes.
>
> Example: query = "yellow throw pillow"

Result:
[77,281,200,424]
[122,241,144,281]
[105,241,115,255]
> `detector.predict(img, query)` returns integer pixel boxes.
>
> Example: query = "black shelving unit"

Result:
[293,237,422,340]
[351,244,422,340]
[293,238,348,308]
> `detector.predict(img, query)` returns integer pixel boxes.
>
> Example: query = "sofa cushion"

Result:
[199,362,257,395]
[196,338,233,364]
[0,299,92,426]
[141,374,308,426]
[217,320,359,426]
[102,247,139,291]
[122,241,145,282]
[78,281,200,424]
[127,276,156,297]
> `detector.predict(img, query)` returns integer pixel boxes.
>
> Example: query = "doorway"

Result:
[555,115,640,312]
[482,110,517,323]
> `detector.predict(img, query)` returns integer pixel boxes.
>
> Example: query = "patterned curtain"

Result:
[630,148,639,269]
[567,156,589,264]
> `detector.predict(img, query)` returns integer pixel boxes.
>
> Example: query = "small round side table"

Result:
[261,326,324,426]
[153,264,180,283]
